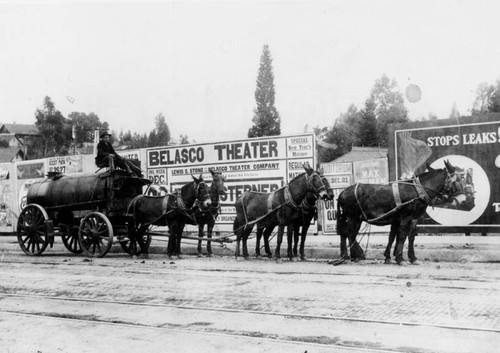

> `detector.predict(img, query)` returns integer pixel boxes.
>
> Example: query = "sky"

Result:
[1,0,499,144]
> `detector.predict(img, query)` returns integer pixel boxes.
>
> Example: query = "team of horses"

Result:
[129,160,459,265]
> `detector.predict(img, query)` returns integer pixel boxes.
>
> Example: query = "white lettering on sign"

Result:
[492,203,500,212]
[426,129,500,147]
[462,132,498,145]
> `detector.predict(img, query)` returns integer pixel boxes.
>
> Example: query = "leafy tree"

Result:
[316,105,360,162]
[314,126,336,163]
[178,134,190,145]
[369,74,409,146]
[148,113,171,147]
[34,96,72,157]
[116,130,148,149]
[358,98,378,147]
[472,80,500,114]
[68,112,108,146]
[248,44,281,137]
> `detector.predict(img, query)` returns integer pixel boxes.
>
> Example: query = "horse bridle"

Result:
[407,169,457,203]
[305,171,326,195]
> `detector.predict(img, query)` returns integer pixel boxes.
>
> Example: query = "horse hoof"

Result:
[301,256,308,262]
[244,256,250,261]
[276,258,282,264]
[255,254,262,259]
[207,253,213,258]
[411,260,420,265]
[197,253,203,258]
[384,258,393,264]
[397,261,407,266]
[291,257,298,262]
[352,258,361,263]
[328,258,345,266]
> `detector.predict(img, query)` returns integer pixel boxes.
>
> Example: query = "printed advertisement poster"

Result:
[389,114,500,232]
[353,158,389,184]
[146,134,315,228]
[16,162,44,180]
[321,188,343,235]
[47,155,84,174]
[0,163,13,228]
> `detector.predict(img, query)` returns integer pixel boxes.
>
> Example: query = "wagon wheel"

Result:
[17,204,50,256]
[78,212,113,258]
[120,224,152,256]
[60,224,83,254]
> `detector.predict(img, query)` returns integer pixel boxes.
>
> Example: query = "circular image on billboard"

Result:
[427,155,489,226]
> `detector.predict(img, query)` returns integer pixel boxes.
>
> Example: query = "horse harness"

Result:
[127,181,208,226]
[241,172,322,229]
[353,175,438,223]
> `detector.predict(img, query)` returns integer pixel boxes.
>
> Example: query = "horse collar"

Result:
[285,185,300,209]
[414,177,431,202]
[177,192,188,211]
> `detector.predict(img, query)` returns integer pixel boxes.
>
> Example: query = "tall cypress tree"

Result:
[248,44,281,138]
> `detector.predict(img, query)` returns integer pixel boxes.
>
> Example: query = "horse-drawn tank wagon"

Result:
[16,169,152,257]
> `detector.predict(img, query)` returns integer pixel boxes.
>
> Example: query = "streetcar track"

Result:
[0,310,403,353]
[2,292,499,334]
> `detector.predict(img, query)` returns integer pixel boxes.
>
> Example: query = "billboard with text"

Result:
[145,134,315,230]
[389,113,500,233]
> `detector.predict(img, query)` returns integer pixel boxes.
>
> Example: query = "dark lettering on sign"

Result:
[213,141,278,161]
[149,147,205,166]
[148,174,166,184]
[219,183,280,202]
[290,137,308,144]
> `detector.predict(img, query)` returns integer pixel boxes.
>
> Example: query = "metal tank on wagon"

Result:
[16,169,151,257]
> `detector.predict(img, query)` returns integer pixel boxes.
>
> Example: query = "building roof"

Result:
[0,147,24,163]
[331,146,388,163]
[0,123,38,135]
[0,134,15,143]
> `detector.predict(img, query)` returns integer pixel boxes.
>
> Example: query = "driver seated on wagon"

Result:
[95,132,143,177]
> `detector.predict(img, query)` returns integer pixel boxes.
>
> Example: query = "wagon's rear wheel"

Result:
[120,224,152,256]
[60,224,83,254]
[17,204,50,256]
[78,212,113,258]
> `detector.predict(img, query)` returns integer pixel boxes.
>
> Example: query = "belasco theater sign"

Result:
[388,113,500,233]
[146,133,315,228]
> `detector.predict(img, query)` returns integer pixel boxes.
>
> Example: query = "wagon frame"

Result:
[16,169,152,258]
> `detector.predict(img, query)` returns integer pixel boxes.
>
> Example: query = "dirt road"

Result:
[0,250,499,353]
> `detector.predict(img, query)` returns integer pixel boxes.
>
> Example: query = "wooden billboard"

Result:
[388,113,500,234]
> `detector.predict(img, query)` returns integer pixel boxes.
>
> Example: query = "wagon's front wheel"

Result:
[17,204,50,256]
[79,212,113,258]
[120,224,152,256]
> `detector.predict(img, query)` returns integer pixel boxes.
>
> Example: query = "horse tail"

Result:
[233,195,244,236]
[336,193,347,236]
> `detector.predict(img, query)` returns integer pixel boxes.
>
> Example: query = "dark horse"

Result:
[257,171,334,262]
[233,164,328,260]
[193,168,227,257]
[128,174,211,258]
[336,160,457,265]
[287,173,335,261]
